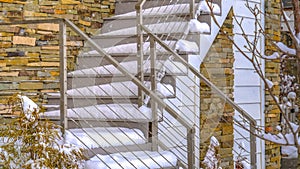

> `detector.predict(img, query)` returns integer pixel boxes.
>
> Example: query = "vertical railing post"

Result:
[250,122,257,169]
[190,0,195,18]
[150,36,158,151]
[59,21,68,135]
[136,2,144,107]
[187,126,196,169]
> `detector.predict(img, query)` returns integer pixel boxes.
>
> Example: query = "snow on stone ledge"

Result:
[85,150,177,169]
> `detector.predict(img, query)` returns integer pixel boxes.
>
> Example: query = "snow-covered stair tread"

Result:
[65,127,146,149]
[68,60,188,76]
[43,104,153,121]
[112,1,220,18]
[81,40,199,56]
[85,150,178,169]
[99,21,210,36]
[48,81,174,98]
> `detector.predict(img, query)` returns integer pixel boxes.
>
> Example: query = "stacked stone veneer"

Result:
[0,0,115,113]
[200,9,234,169]
[264,0,281,168]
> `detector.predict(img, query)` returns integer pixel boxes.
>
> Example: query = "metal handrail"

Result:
[134,0,258,164]
[65,18,196,168]
[0,19,195,168]
[135,1,196,168]
[140,23,258,168]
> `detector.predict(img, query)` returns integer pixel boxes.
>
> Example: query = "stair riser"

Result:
[76,53,188,68]
[102,16,191,34]
[90,33,201,48]
[47,97,139,108]
[115,0,192,15]
[68,75,176,88]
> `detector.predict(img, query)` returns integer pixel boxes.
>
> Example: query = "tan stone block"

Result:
[0,36,12,41]
[13,36,36,46]
[0,72,19,77]
[19,82,43,90]
[0,0,13,2]
[6,58,28,66]
[79,19,91,26]
[41,46,60,50]
[37,30,53,35]
[34,12,48,17]
[61,0,80,5]
[50,71,59,76]
[67,41,83,46]
[27,62,59,67]
[37,23,59,32]
[39,0,59,5]
[55,9,66,15]
[0,42,12,48]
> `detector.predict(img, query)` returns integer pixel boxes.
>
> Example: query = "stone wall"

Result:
[264,0,282,168]
[0,0,115,113]
[200,9,234,169]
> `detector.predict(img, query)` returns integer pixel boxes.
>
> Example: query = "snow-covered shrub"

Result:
[202,136,222,169]
[0,94,84,168]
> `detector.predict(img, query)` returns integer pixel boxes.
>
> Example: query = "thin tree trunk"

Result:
[293,0,300,57]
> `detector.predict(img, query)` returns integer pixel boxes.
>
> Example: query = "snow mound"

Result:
[196,1,221,16]
[188,19,210,33]
[176,39,199,53]
[17,95,39,121]
[85,150,177,169]
[262,52,280,60]
[276,42,296,55]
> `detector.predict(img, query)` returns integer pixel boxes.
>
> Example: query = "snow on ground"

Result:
[65,127,146,149]
[43,104,152,121]
[85,150,177,169]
